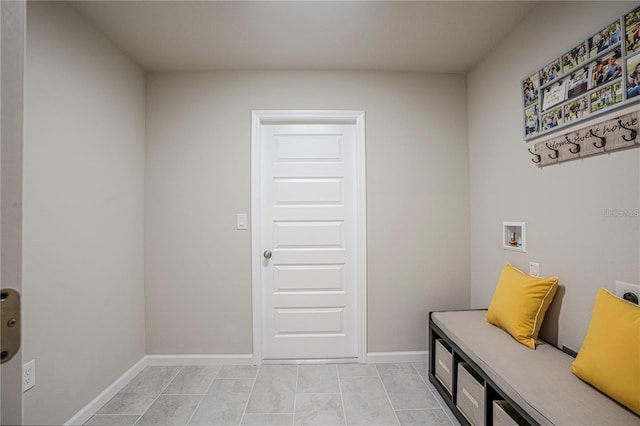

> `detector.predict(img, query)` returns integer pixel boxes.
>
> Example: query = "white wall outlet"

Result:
[529,262,540,277]
[23,359,35,392]
[615,281,640,304]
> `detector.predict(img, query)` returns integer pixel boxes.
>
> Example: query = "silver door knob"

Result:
[263,250,272,259]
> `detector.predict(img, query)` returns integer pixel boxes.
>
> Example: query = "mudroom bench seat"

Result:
[428,310,640,426]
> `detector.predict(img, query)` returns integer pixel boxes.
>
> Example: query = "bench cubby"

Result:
[428,310,639,426]
[429,311,537,426]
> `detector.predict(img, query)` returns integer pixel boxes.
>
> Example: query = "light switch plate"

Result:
[236,213,247,230]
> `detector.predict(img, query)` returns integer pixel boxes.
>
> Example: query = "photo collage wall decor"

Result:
[523,4,640,140]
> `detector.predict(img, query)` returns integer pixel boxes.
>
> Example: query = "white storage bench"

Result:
[429,310,640,426]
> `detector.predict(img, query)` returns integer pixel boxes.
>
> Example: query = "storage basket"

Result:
[493,400,528,426]
[456,362,485,426]
[434,339,453,393]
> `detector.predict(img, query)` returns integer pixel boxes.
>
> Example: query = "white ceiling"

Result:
[71,1,537,73]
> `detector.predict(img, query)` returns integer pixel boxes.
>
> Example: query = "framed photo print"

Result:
[589,50,622,88]
[589,21,622,57]
[625,5,640,55]
[522,73,539,107]
[590,81,623,113]
[541,107,563,131]
[523,6,640,141]
[524,104,540,137]
[540,59,561,86]
[566,67,589,100]
[563,42,587,72]
[542,80,566,111]
[626,53,640,99]
[563,96,589,123]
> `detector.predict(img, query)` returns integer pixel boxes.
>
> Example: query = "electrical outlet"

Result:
[615,281,640,304]
[23,359,35,392]
[529,262,540,277]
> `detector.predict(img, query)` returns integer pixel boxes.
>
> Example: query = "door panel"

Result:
[273,178,343,205]
[273,134,342,162]
[273,265,345,293]
[261,123,357,360]
[273,221,344,248]
[274,308,344,335]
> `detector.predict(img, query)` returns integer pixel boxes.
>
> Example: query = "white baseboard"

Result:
[366,350,429,363]
[64,356,148,426]
[146,354,255,366]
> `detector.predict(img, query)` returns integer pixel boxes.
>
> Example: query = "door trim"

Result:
[251,110,367,365]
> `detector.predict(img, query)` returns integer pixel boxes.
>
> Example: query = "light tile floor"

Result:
[86,362,460,426]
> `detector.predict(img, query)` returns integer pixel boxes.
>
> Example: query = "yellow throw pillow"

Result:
[571,288,640,415]
[486,263,558,349]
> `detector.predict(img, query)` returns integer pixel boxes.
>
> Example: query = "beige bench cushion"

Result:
[432,310,640,426]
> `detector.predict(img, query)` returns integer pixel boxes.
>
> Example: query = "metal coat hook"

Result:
[545,142,559,159]
[565,136,581,154]
[618,120,637,142]
[589,129,606,148]
[528,147,541,164]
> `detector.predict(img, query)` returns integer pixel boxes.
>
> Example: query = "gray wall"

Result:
[467,1,639,351]
[23,2,146,424]
[1,1,25,424]
[145,71,470,355]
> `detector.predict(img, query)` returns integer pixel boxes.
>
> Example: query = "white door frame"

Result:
[251,110,367,364]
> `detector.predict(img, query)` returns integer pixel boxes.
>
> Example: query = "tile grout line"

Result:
[430,387,457,426]
[411,363,455,426]
[161,393,207,396]
[394,407,447,411]
[295,391,347,395]
[184,366,222,426]
[374,364,401,426]
[133,366,184,426]
[87,413,139,416]
[238,365,261,426]
[335,364,348,426]
[291,365,299,426]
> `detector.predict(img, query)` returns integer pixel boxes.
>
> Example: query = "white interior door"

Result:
[252,111,366,361]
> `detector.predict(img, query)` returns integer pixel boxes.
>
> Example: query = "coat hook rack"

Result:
[529,111,639,167]
[589,129,607,149]
[565,136,581,154]
[528,148,541,164]
[618,119,637,142]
